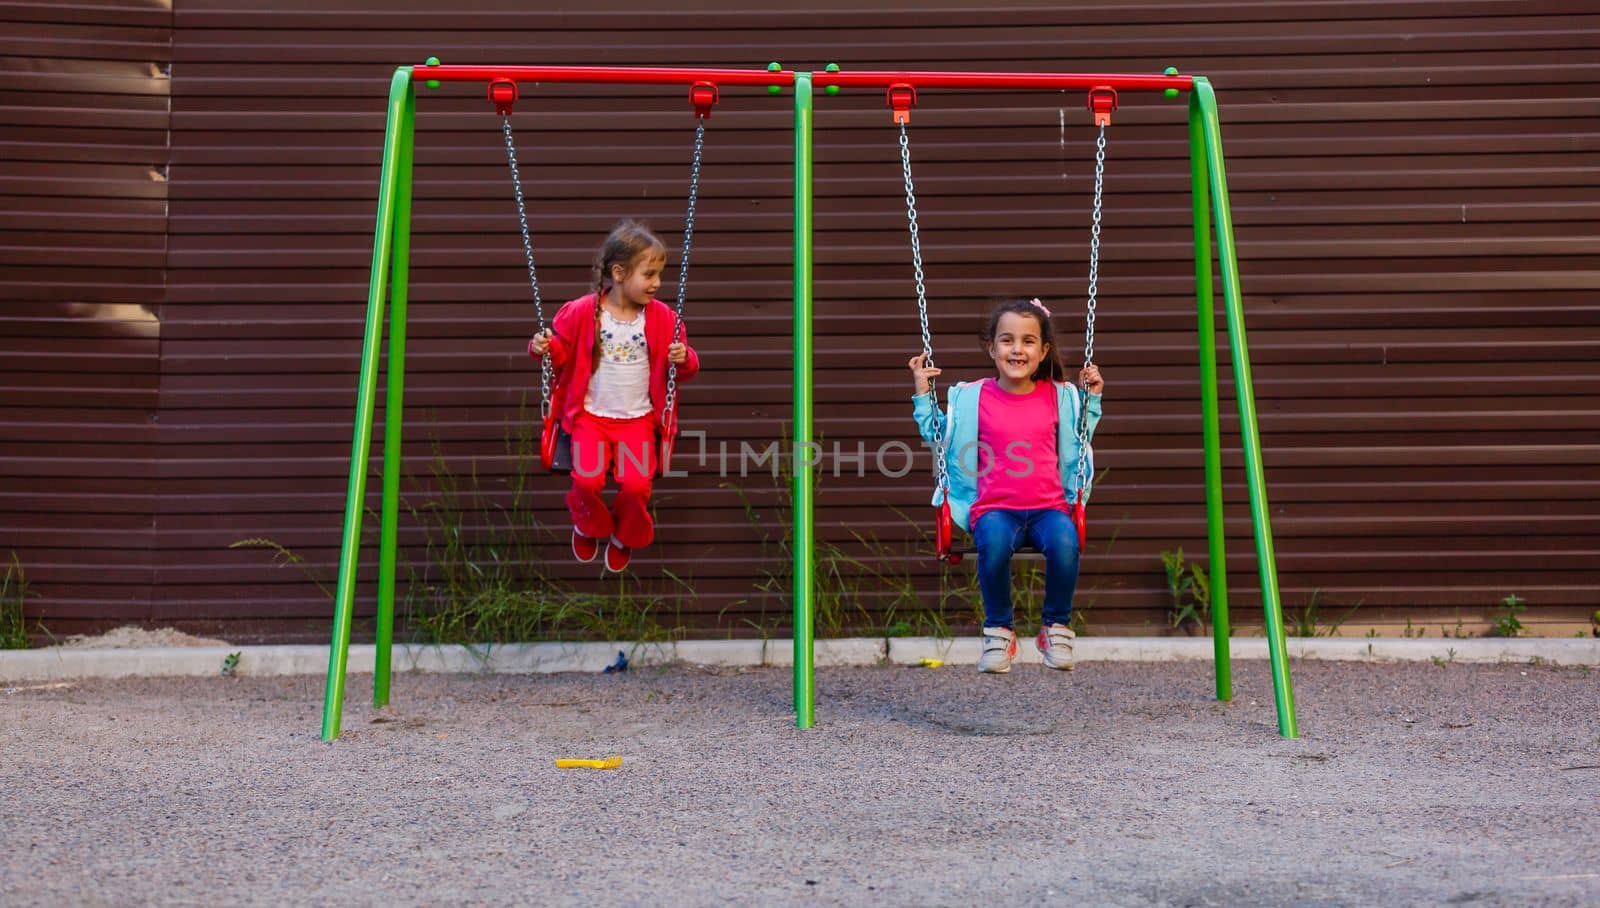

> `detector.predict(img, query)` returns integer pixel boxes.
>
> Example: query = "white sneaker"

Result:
[1036,623,1076,671]
[978,627,1018,673]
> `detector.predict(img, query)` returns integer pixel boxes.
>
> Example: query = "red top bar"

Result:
[418,64,796,87]
[815,70,1193,92]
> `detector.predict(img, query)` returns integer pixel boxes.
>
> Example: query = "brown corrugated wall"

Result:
[1,0,170,628]
[3,0,1597,641]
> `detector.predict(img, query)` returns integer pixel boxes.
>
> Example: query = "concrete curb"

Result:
[2,636,1595,683]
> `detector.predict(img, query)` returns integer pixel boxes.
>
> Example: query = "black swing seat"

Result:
[947,544,1045,561]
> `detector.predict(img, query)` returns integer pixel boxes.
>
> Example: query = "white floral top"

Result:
[583,308,652,418]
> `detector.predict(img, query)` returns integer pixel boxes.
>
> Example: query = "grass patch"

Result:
[1284,590,1361,638]
[2,552,34,649]
[723,429,950,639]
[400,419,690,645]
[236,408,690,646]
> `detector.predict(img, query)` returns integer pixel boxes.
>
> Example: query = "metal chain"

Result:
[1073,123,1107,501]
[899,122,948,491]
[501,114,553,419]
[662,115,705,421]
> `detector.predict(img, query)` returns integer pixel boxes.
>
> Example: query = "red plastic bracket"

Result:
[935,499,960,565]
[887,83,917,125]
[488,78,518,115]
[1071,491,1088,548]
[1087,85,1118,127]
[689,81,719,119]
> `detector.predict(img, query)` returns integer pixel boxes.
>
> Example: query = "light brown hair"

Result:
[590,219,667,366]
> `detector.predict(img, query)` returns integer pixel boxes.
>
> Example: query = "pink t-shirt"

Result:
[969,378,1069,526]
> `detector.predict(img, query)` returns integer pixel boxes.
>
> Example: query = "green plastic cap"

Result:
[768,61,783,93]
[1164,66,1178,76]
[824,62,840,94]
[426,56,441,67]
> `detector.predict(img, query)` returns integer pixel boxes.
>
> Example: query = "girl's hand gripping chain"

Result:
[668,342,688,365]
[528,330,553,357]
[1080,363,1105,395]
[908,352,942,396]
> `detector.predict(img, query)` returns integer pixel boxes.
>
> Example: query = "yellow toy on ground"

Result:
[555,755,623,770]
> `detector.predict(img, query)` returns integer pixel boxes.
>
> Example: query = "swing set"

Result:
[320,60,1299,742]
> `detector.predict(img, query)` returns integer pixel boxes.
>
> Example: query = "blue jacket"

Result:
[912,379,1102,532]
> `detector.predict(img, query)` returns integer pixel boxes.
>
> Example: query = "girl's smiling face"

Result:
[987,311,1049,384]
[610,249,665,307]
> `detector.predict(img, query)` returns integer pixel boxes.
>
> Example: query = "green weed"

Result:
[229,537,335,602]
[1489,594,1526,638]
[1285,590,1361,638]
[1160,548,1210,632]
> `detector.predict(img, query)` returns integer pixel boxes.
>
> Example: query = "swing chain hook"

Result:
[501,113,552,419]
[1087,85,1118,128]
[489,78,518,116]
[663,112,707,422]
[887,83,916,125]
[898,119,947,491]
[688,81,719,120]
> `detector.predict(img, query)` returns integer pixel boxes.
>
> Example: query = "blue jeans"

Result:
[971,508,1081,630]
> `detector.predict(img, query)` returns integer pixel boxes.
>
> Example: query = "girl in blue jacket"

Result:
[911,298,1104,673]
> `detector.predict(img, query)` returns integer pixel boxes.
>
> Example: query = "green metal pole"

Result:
[1193,77,1297,738]
[792,72,815,729]
[322,66,413,740]
[374,82,416,708]
[1188,92,1232,703]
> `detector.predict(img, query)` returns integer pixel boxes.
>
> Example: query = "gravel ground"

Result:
[3,660,1597,907]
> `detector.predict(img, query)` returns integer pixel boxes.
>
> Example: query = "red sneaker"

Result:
[604,538,631,573]
[1036,623,1076,671]
[571,531,599,563]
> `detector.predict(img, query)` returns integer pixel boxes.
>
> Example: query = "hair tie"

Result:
[1030,297,1052,317]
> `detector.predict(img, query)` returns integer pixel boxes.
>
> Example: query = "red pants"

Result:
[567,411,656,549]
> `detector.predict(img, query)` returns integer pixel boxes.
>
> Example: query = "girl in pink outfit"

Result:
[528,220,700,572]
[910,298,1105,673]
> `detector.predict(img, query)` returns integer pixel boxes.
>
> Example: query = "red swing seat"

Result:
[934,492,1088,565]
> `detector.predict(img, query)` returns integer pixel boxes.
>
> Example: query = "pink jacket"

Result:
[527,293,701,438]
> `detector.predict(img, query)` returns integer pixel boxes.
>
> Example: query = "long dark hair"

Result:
[978,298,1069,382]
[590,219,666,366]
